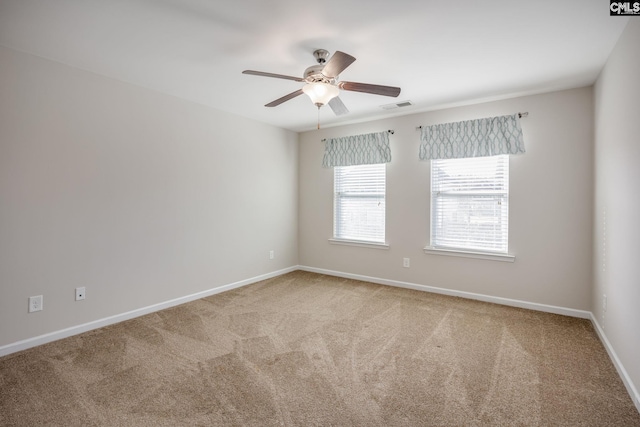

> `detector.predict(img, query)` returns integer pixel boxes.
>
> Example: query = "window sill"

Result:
[329,238,390,250]
[423,246,515,262]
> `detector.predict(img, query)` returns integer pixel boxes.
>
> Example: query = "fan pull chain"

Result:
[317,105,321,130]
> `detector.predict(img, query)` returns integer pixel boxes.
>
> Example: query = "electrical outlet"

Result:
[403,258,410,268]
[28,295,43,313]
[75,287,86,301]
[269,250,274,260]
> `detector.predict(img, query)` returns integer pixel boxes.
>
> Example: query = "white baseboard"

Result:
[299,265,591,319]
[590,314,640,413]
[2,265,638,415]
[0,266,297,358]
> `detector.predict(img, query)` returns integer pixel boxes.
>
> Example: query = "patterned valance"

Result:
[419,114,525,160]
[322,131,391,168]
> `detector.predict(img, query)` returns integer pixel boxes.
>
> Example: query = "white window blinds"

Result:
[334,163,386,243]
[431,155,509,253]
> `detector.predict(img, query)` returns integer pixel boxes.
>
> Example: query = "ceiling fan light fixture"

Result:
[302,82,339,107]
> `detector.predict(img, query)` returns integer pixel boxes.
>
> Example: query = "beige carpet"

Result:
[1,271,639,426]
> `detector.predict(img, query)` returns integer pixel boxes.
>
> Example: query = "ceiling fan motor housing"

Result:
[303,64,335,84]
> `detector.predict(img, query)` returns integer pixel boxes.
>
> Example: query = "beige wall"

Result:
[593,19,640,405]
[0,46,299,347]
[299,87,594,311]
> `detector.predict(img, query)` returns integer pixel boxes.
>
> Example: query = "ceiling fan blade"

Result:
[322,51,356,78]
[242,70,304,82]
[328,96,349,116]
[339,81,401,97]
[265,89,304,107]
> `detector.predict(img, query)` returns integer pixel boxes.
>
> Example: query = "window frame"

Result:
[426,154,515,262]
[331,163,388,249]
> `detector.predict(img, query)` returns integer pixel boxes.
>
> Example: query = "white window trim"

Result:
[424,246,515,262]
[430,155,510,255]
[329,238,390,250]
[333,163,386,244]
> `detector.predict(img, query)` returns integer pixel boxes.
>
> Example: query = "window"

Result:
[333,163,386,244]
[430,155,509,254]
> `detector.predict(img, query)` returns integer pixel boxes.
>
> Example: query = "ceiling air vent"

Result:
[381,100,413,110]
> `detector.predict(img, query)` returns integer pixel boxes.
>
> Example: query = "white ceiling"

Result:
[0,0,628,132]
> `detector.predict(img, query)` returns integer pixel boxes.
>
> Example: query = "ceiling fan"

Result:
[242,49,401,117]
